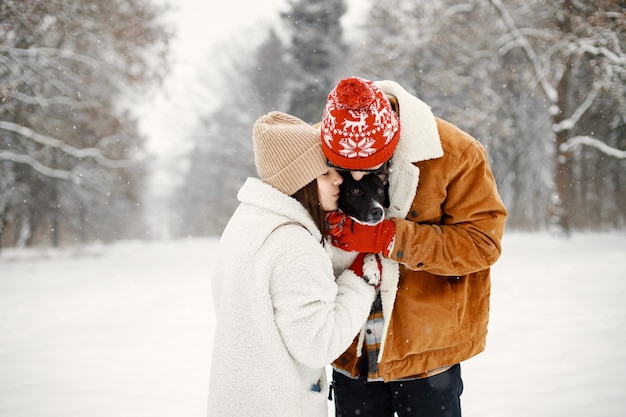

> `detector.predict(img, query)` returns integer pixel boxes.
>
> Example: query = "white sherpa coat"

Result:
[207,178,376,417]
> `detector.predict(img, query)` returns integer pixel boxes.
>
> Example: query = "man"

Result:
[321,77,507,417]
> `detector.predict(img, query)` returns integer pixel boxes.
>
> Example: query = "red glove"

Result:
[329,212,396,256]
[349,253,383,288]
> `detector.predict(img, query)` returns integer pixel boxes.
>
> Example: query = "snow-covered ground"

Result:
[1,232,625,417]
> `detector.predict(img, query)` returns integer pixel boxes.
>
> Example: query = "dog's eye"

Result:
[376,188,384,196]
[351,187,363,196]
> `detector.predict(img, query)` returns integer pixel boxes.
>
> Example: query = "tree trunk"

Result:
[550,0,573,237]
[552,119,571,237]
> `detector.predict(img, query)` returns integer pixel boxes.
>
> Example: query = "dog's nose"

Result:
[371,207,384,221]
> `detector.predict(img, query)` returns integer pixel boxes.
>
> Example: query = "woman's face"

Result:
[317,168,343,212]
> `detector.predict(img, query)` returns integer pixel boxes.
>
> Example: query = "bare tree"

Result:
[488,0,626,234]
[348,0,625,232]
[0,0,170,247]
[281,0,349,123]
[172,28,294,237]
[170,0,624,235]
[173,0,351,236]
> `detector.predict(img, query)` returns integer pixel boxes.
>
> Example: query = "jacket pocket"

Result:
[390,272,461,354]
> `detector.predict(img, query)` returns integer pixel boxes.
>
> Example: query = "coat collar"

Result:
[371,82,444,357]
[375,80,443,163]
[237,177,322,242]
[374,81,443,219]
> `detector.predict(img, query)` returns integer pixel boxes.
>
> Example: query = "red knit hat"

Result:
[321,77,400,170]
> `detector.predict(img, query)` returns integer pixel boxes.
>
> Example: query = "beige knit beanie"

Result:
[253,111,329,195]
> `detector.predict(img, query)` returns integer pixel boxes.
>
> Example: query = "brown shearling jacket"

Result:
[332,80,507,382]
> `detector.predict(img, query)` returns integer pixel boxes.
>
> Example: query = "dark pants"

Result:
[332,364,463,417]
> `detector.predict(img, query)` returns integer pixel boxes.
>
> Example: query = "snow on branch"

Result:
[552,73,605,133]
[0,150,74,180]
[0,46,99,68]
[0,121,134,169]
[488,0,558,103]
[560,136,626,159]
[575,39,626,67]
[9,90,94,109]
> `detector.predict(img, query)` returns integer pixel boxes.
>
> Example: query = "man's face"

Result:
[350,164,384,180]
[326,159,387,181]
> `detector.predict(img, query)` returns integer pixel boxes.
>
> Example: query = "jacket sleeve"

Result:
[265,228,376,369]
[389,139,507,276]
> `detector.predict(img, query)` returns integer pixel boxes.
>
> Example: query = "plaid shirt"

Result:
[364,291,385,381]
[336,290,453,382]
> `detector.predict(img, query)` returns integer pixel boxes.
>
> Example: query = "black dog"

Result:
[331,169,390,285]
[337,170,388,225]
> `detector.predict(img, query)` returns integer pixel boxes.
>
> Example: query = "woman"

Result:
[207,111,377,417]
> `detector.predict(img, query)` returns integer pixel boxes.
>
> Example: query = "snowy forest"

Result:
[1,0,625,249]
[0,0,171,247]
[174,0,626,238]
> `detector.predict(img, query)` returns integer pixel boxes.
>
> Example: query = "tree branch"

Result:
[0,46,99,68]
[0,150,74,180]
[560,136,626,159]
[552,72,606,133]
[0,121,134,168]
[8,90,95,109]
[488,0,558,103]
[575,39,626,67]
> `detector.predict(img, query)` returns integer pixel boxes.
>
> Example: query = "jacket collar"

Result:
[237,177,322,242]
[375,80,443,163]
[374,81,444,219]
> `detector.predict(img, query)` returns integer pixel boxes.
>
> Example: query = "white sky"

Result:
[135,0,291,199]
[138,0,289,157]
[136,0,366,198]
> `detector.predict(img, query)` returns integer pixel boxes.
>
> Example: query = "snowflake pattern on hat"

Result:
[321,77,400,170]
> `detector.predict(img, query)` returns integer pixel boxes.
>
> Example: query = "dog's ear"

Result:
[383,181,390,208]
[376,162,391,208]
[387,95,399,116]
[375,162,390,185]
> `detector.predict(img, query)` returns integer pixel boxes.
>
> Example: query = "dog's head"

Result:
[338,170,389,225]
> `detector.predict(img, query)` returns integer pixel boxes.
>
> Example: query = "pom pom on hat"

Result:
[335,77,374,109]
[321,77,400,170]
[253,111,328,196]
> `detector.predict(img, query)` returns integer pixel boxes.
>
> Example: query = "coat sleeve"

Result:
[390,139,507,276]
[265,227,376,369]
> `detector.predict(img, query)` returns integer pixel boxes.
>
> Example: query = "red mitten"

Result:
[349,253,383,288]
[331,216,396,256]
